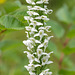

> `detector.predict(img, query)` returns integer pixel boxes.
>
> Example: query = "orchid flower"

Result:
[23,0,53,75]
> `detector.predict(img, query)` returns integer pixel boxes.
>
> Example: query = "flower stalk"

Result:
[23,0,53,75]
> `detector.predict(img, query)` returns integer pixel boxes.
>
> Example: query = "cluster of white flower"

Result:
[23,0,53,75]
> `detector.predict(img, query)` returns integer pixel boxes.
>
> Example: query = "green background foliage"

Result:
[0,0,75,75]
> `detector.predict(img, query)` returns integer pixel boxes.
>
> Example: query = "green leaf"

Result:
[10,6,28,23]
[71,7,75,24]
[59,68,75,75]
[14,1,22,7]
[56,4,73,24]
[63,39,75,55]
[0,15,25,30]
[47,20,65,38]
[48,41,74,67]
[68,39,75,48]
[63,47,75,55]
[48,41,61,59]
[67,25,75,38]
[3,2,20,14]
[0,40,23,51]
[63,56,74,68]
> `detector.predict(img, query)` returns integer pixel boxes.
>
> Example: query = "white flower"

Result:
[25,26,38,35]
[45,26,51,32]
[24,51,35,63]
[25,31,29,38]
[27,11,39,16]
[35,15,49,20]
[44,9,53,14]
[34,30,47,41]
[46,72,52,75]
[37,36,53,51]
[23,40,34,50]
[43,51,53,58]
[29,72,36,75]
[44,5,47,9]
[43,39,49,51]
[43,0,49,4]
[36,0,49,4]
[24,51,40,63]
[41,55,53,65]
[25,66,34,72]
[24,16,33,23]
[27,6,32,10]
[29,37,41,46]
[23,37,41,51]
[37,49,43,59]
[25,63,41,72]
[39,69,52,75]
[26,0,35,5]
[30,6,46,11]
[30,20,43,28]
[36,1,43,4]
[39,26,51,32]
[25,26,32,31]
[25,26,37,33]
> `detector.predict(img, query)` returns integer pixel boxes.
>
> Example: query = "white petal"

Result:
[38,44,44,49]
[44,33,48,36]
[35,40,41,43]
[39,27,45,30]
[36,1,43,4]
[29,72,36,75]
[37,22,43,25]
[34,33,39,37]
[47,61,53,64]
[35,58,40,63]
[34,64,41,67]
[35,16,41,19]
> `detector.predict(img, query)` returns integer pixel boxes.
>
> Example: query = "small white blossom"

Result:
[37,49,43,59]
[27,11,39,16]
[24,16,33,24]
[39,26,51,32]
[30,20,43,28]
[45,9,53,14]
[34,30,48,41]
[45,26,51,32]
[41,53,53,65]
[30,6,46,11]
[44,5,47,9]
[29,37,41,46]
[36,0,49,4]
[23,40,34,50]
[23,37,41,51]
[24,51,35,63]
[25,26,37,32]
[25,63,41,72]
[26,0,35,5]
[29,72,36,75]
[39,69,52,75]
[24,51,40,63]
[25,31,29,38]
[25,66,34,72]
[35,15,49,20]
[42,56,53,65]
[25,26,38,35]
[27,6,32,10]
[37,36,53,51]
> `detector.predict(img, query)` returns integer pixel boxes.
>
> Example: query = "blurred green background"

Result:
[0,0,75,75]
